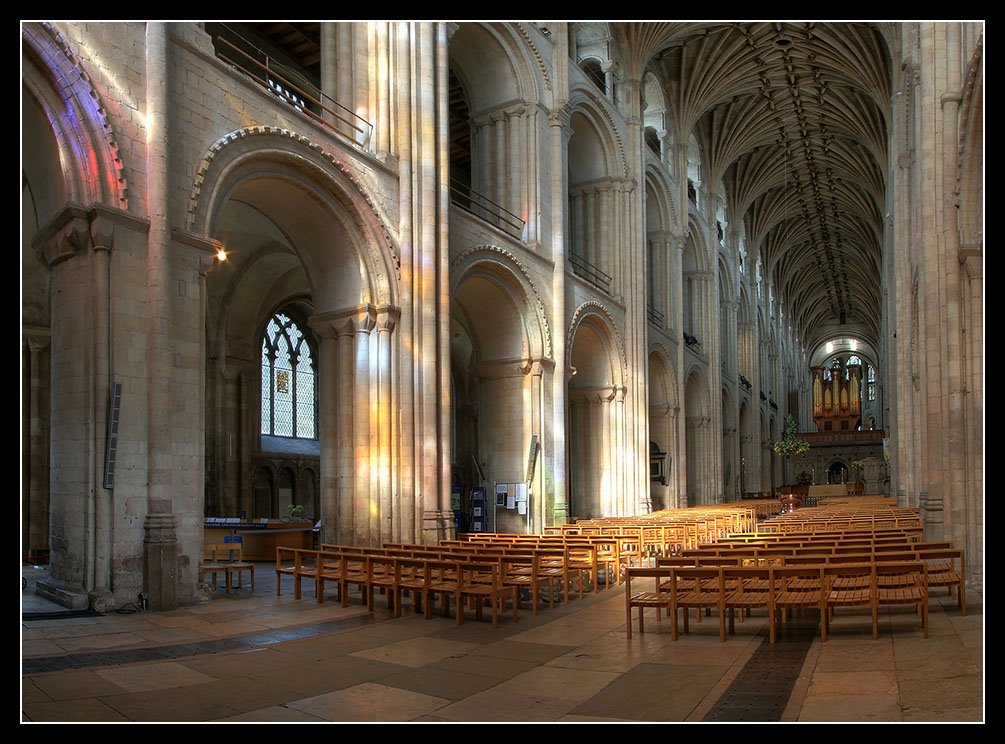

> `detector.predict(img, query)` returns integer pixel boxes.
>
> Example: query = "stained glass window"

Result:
[261,312,317,439]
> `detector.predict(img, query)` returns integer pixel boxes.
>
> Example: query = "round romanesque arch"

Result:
[567,306,627,518]
[648,344,680,510]
[194,130,400,547]
[449,248,551,532]
[684,365,712,506]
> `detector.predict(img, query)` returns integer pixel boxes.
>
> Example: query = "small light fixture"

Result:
[216,246,228,262]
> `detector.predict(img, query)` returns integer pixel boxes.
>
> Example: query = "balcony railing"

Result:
[215,34,373,151]
[684,332,701,349]
[449,179,525,239]
[646,304,664,326]
[739,374,752,391]
[569,252,613,293]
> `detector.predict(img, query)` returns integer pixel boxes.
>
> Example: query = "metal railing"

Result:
[449,179,525,239]
[569,252,613,293]
[215,34,373,151]
[684,331,701,349]
[646,304,664,326]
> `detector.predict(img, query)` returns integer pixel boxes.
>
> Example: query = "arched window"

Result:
[261,311,317,439]
[867,366,876,402]
[579,58,606,93]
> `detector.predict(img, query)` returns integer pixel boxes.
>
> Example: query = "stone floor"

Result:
[21,563,984,724]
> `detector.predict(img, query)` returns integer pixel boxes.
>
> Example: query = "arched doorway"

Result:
[828,461,849,485]
[684,368,711,506]
[568,313,623,518]
[451,259,545,533]
[648,349,678,510]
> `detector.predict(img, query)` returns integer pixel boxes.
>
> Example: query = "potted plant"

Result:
[773,416,810,512]
[773,415,810,458]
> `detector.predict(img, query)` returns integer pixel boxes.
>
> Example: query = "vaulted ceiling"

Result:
[615,22,890,349]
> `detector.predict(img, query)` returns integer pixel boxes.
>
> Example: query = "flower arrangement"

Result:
[286,503,305,520]
[772,415,810,456]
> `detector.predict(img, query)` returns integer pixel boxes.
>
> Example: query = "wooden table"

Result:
[203,522,314,561]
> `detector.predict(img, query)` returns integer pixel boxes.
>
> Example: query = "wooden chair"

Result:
[769,565,826,643]
[917,547,966,615]
[564,543,599,598]
[874,560,928,639]
[458,560,519,627]
[625,566,674,638]
[392,557,432,619]
[823,563,873,640]
[365,554,399,612]
[500,553,552,615]
[203,542,255,594]
[670,567,726,642]
[724,566,773,636]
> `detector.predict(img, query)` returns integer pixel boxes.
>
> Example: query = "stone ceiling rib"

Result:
[625,20,890,343]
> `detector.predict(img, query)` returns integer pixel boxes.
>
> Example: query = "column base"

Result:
[35,579,89,611]
[421,509,455,545]
[88,589,115,613]
[552,503,569,526]
[144,513,179,610]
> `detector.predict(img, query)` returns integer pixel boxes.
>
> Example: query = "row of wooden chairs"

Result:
[661,545,965,615]
[626,561,931,643]
[276,542,604,620]
[447,534,641,590]
[278,546,520,626]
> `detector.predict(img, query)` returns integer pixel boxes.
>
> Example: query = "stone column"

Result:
[25,332,50,557]
[311,320,339,547]
[337,24,354,117]
[352,308,376,546]
[614,384,627,515]
[143,21,178,610]
[376,307,398,544]
[375,22,391,157]
[37,208,91,609]
[336,319,355,545]
[320,22,337,127]
[549,99,571,525]
[528,359,547,533]
[394,21,416,543]
[648,231,672,328]
[89,216,114,611]
[437,22,453,541]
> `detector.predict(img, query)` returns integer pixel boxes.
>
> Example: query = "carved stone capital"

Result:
[36,205,90,267]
